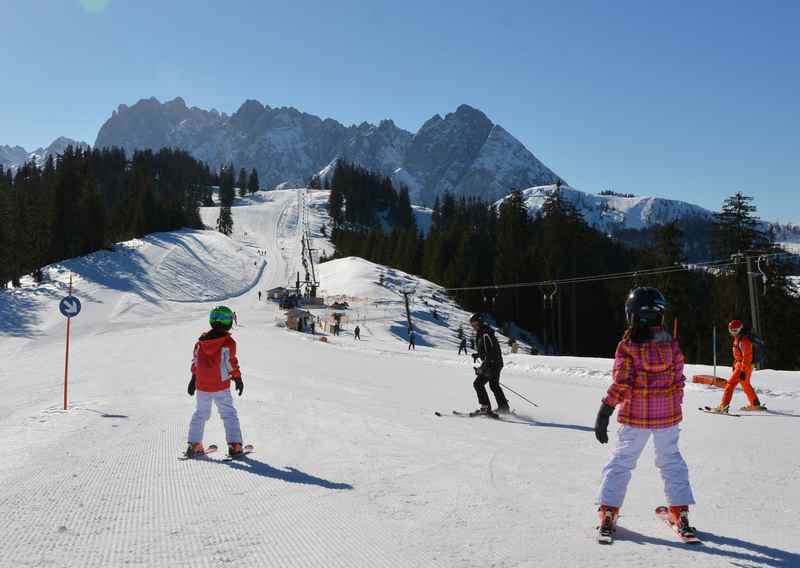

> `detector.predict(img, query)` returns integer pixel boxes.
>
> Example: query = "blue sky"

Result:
[2,0,798,221]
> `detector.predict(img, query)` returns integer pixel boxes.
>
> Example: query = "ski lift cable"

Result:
[439,250,799,293]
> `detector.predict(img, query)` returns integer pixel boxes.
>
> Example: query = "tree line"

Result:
[327,165,800,370]
[0,145,214,287]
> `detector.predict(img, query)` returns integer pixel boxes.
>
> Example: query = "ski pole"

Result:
[499,382,539,408]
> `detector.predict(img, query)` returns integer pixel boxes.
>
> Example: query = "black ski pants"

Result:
[473,368,508,408]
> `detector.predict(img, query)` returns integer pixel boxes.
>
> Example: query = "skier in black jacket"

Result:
[470,313,510,415]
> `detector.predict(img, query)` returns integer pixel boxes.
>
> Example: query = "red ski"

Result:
[655,506,702,544]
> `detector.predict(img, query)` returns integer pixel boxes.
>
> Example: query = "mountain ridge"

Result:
[94,97,562,205]
[0,136,89,171]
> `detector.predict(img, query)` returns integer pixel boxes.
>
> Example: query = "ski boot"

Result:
[597,505,619,544]
[668,506,697,539]
[711,404,729,414]
[470,405,499,419]
[741,398,766,411]
[495,403,511,415]
[228,442,244,458]
[184,442,205,458]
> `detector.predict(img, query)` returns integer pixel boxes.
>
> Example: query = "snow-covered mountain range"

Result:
[94,97,562,205]
[500,184,714,232]
[0,136,89,171]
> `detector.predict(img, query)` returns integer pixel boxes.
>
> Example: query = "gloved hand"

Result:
[472,353,480,363]
[234,377,244,396]
[739,370,747,381]
[594,403,615,444]
[187,375,196,396]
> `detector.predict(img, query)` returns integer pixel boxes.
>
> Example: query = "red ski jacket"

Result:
[732,335,753,372]
[191,330,241,393]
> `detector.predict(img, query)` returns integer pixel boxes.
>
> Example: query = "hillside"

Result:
[499,184,713,232]
[0,189,798,567]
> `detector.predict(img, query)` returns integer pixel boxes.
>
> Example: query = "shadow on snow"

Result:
[216,455,354,491]
[615,526,799,567]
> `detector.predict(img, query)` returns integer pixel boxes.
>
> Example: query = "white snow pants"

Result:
[187,389,243,444]
[598,425,694,508]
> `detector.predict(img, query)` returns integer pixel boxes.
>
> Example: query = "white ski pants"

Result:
[598,425,695,508]
[188,389,243,444]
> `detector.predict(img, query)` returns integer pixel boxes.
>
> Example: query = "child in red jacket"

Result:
[593,288,696,543]
[185,306,245,458]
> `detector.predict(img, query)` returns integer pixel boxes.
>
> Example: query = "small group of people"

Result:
[184,286,761,542]
[255,249,267,256]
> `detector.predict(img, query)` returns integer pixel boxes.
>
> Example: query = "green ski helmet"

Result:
[209,305,235,330]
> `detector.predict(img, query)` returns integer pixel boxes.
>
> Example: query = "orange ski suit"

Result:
[721,335,758,407]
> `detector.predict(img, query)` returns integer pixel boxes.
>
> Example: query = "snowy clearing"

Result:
[1,188,798,567]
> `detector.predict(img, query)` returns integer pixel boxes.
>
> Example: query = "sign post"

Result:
[59,275,82,410]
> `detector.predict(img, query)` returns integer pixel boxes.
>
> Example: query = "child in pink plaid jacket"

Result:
[594,288,696,540]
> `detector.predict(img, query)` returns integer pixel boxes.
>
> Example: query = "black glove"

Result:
[472,353,480,363]
[234,377,244,396]
[739,370,747,381]
[187,375,196,396]
[594,403,615,444]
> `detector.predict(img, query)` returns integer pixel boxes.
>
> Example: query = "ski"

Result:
[223,444,255,461]
[655,507,702,544]
[178,444,218,460]
[453,409,500,419]
[699,406,742,417]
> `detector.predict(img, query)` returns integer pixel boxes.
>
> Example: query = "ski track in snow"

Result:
[1,189,799,567]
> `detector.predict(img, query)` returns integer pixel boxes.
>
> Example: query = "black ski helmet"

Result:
[625,287,667,327]
[469,313,483,324]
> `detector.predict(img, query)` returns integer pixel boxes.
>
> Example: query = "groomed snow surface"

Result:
[1,189,799,567]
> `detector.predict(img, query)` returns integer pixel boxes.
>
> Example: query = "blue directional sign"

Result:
[59,296,82,318]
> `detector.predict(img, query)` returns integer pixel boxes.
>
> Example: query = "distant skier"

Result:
[712,320,764,413]
[593,288,695,543]
[354,325,361,340]
[458,337,467,355]
[185,306,245,459]
[408,329,416,350]
[469,313,509,415]
[258,290,262,301]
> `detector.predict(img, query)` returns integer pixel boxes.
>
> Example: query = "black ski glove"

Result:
[188,375,196,396]
[594,403,615,444]
[472,353,480,363]
[234,377,244,396]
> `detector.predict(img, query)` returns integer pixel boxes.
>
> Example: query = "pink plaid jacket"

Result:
[603,329,685,429]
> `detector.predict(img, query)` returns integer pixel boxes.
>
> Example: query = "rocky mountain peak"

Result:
[94,97,563,205]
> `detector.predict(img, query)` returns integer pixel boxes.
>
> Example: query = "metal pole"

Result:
[713,326,717,378]
[745,256,761,337]
[63,275,72,410]
[403,292,413,333]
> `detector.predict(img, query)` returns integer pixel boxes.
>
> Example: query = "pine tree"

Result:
[219,165,235,207]
[217,206,234,236]
[714,192,768,256]
[247,168,260,194]
[328,186,345,227]
[237,168,248,198]
[494,190,530,323]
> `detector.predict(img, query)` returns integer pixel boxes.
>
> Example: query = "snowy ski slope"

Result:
[1,189,798,567]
